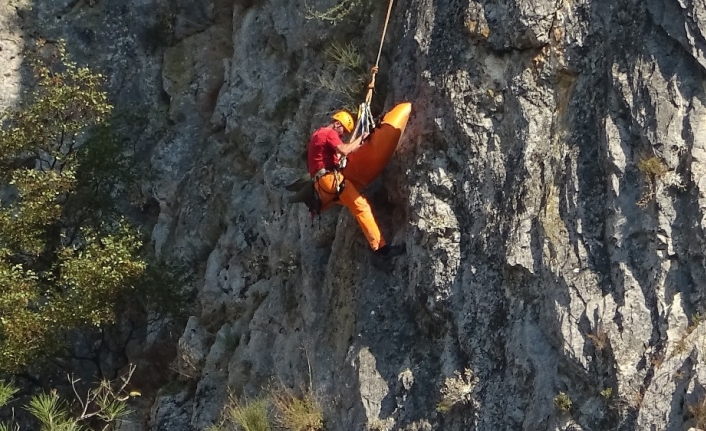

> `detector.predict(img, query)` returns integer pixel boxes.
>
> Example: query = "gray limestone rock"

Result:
[5,0,706,430]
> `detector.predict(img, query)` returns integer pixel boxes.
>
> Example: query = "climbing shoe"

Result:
[375,243,406,259]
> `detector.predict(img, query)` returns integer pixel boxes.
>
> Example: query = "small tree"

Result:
[0,40,146,372]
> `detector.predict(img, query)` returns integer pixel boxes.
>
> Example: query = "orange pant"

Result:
[315,172,386,250]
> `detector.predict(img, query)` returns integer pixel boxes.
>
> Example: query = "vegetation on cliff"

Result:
[0,40,184,373]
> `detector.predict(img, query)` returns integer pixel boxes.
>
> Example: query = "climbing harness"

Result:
[292,169,343,226]
[314,170,345,202]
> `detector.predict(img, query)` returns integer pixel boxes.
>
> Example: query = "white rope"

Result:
[375,0,395,69]
[345,0,396,154]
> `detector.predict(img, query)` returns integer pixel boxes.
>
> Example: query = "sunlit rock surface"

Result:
[3,0,706,430]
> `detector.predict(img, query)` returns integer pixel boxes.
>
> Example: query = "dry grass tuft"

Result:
[224,396,271,431]
[586,325,608,351]
[436,369,478,413]
[270,389,323,431]
[688,396,706,429]
[637,157,668,177]
[636,156,668,207]
[553,392,572,412]
[366,417,393,431]
[631,390,644,409]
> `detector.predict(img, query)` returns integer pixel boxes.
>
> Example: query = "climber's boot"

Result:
[375,243,406,259]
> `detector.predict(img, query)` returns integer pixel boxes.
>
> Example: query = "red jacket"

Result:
[307,127,343,177]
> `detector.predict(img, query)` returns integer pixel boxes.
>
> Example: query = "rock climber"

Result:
[308,110,405,258]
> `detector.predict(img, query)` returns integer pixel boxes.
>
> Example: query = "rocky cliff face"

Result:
[3,0,706,430]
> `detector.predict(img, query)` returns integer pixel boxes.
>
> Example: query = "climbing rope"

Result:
[366,0,395,105]
[349,0,396,145]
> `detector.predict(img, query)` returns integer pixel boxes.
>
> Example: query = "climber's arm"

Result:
[335,133,369,156]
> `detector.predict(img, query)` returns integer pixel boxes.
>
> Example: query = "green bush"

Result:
[0,381,18,408]
[0,40,156,372]
[636,156,668,207]
[600,387,613,399]
[0,366,136,430]
[310,42,369,113]
[637,156,668,178]
[553,392,572,412]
